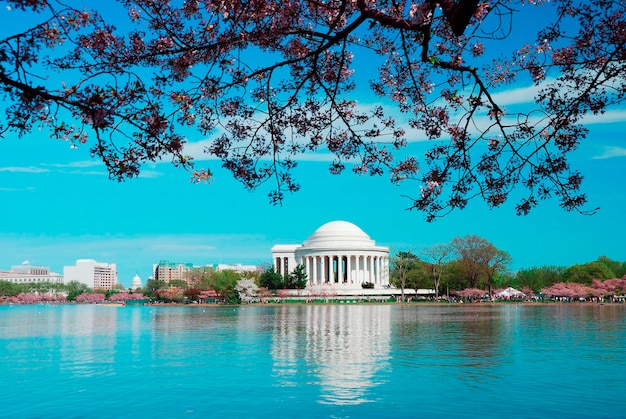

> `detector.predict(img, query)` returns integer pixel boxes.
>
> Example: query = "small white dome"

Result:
[302,221,376,249]
[131,273,143,290]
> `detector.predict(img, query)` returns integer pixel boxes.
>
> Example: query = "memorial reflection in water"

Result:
[270,305,391,405]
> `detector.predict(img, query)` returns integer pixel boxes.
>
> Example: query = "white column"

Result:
[320,256,325,284]
[337,254,342,283]
[371,256,375,284]
[305,257,310,286]
[358,255,363,283]
[372,256,378,284]
[383,256,388,284]
[346,256,351,284]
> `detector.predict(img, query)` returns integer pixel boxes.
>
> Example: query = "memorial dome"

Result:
[302,220,376,249]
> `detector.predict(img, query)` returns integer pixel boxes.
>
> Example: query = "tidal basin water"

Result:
[1,304,625,418]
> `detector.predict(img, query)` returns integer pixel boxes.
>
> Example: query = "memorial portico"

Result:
[271,221,389,290]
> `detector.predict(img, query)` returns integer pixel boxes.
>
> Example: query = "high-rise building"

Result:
[153,260,193,284]
[63,259,118,290]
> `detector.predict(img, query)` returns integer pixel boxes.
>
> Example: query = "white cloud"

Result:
[148,243,218,252]
[490,83,544,106]
[0,186,35,192]
[63,170,107,176]
[0,166,49,173]
[44,161,102,169]
[182,138,219,161]
[581,109,626,126]
[592,146,626,160]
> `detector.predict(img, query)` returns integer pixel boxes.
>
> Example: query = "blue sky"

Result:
[0,3,625,288]
[1,105,624,288]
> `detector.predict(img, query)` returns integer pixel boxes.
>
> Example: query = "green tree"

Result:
[185,266,215,289]
[514,266,566,293]
[404,262,432,291]
[0,280,22,297]
[422,243,453,298]
[440,260,470,293]
[451,235,499,289]
[286,264,308,289]
[143,279,167,297]
[260,266,284,290]
[595,256,626,279]
[485,250,512,297]
[495,271,517,290]
[212,270,241,304]
[390,250,419,300]
[25,281,56,294]
[170,279,189,290]
[65,280,91,301]
[105,288,118,300]
[564,262,614,285]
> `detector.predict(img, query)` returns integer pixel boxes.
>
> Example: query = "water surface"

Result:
[1,304,624,418]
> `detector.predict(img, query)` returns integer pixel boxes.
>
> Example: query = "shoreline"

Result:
[3,300,625,307]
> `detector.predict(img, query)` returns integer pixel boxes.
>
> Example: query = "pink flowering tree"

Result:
[75,292,106,304]
[277,289,290,299]
[455,287,487,301]
[38,293,53,303]
[591,277,626,299]
[541,282,596,300]
[155,289,184,303]
[108,292,130,302]
[2,1,624,219]
[6,295,21,304]
[108,292,144,302]
[16,293,39,304]
[519,286,534,299]
[74,293,88,303]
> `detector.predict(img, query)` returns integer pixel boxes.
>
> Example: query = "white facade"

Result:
[130,273,143,291]
[271,221,390,290]
[216,263,259,273]
[0,262,63,284]
[63,259,118,290]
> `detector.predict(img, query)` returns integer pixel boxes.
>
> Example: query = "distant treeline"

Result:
[391,254,626,294]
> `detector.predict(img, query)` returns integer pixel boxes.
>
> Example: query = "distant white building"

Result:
[63,259,118,290]
[130,273,142,291]
[216,263,260,273]
[0,261,63,285]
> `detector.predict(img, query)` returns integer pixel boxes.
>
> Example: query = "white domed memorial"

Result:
[271,221,390,291]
